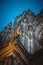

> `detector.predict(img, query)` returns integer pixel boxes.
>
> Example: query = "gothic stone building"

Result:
[0,9,43,65]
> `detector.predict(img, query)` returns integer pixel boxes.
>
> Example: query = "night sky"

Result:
[0,0,43,32]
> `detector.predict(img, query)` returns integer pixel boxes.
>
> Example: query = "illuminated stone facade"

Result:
[0,9,43,65]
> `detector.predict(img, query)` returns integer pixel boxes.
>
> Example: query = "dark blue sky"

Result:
[0,0,43,32]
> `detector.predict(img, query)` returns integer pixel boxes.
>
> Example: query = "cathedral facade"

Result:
[0,9,43,65]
